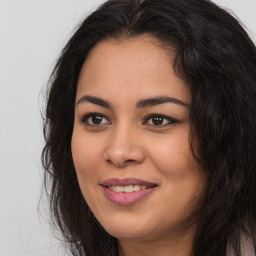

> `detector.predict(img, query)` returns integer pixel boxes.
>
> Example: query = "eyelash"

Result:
[80,113,179,128]
[80,112,110,127]
[143,114,179,127]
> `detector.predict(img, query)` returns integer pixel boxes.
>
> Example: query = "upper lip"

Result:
[101,178,157,187]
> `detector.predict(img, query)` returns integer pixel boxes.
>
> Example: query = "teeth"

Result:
[124,185,133,193]
[115,186,124,192]
[134,185,140,191]
[109,185,148,193]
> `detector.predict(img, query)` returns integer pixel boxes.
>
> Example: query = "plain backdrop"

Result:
[0,0,255,255]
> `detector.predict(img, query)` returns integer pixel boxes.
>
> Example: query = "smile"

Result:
[108,185,148,193]
[101,178,157,205]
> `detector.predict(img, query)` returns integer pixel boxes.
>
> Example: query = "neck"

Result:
[118,226,195,256]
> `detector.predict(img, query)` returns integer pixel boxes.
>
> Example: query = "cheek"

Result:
[145,128,206,208]
[71,131,106,210]
[147,128,195,178]
[71,130,103,181]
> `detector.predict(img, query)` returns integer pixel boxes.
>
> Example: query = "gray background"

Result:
[0,0,255,255]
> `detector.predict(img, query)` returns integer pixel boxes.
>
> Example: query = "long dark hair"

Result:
[42,0,256,255]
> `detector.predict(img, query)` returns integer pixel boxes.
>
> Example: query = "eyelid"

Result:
[80,112,111,126]
[143,113,179,126]
[80,112,179,128]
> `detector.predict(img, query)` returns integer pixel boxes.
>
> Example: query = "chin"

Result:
[106,227,150,241]
[98,217,154,240]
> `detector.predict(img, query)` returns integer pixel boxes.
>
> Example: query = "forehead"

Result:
[76,34,190,104]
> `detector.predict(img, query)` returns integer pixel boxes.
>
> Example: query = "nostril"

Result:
[106,158,137,167]
[123,159,140,166]
[125,159,135,163]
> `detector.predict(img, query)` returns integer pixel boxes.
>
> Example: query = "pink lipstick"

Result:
[101,178,157,205]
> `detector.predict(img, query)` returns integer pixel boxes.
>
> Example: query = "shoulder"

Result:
[227,233,255,256]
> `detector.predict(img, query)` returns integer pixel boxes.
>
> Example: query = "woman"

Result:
[42,0,256,255]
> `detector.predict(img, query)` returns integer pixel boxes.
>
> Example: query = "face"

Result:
[71,35,207,244]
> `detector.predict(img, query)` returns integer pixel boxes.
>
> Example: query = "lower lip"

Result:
[102,186,156,206]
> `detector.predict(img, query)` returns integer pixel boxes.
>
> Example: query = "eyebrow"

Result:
[76,95,112,108]
[76,95,188,108]
[136,96,188,108]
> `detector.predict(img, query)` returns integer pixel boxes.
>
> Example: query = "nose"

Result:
[103,125,145,168]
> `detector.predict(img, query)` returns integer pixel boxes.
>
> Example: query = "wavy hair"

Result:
[42,0,256,255]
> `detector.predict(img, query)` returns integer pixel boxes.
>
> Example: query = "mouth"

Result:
[101,178,157,205]
[106,184,150,193]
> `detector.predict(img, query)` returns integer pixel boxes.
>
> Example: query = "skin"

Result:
[71,34,208,256]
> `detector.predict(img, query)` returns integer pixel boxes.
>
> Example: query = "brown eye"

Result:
[81,113,110,126]
[92,115,103,124]
[143,114,178,127]
[152,117,164,125]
